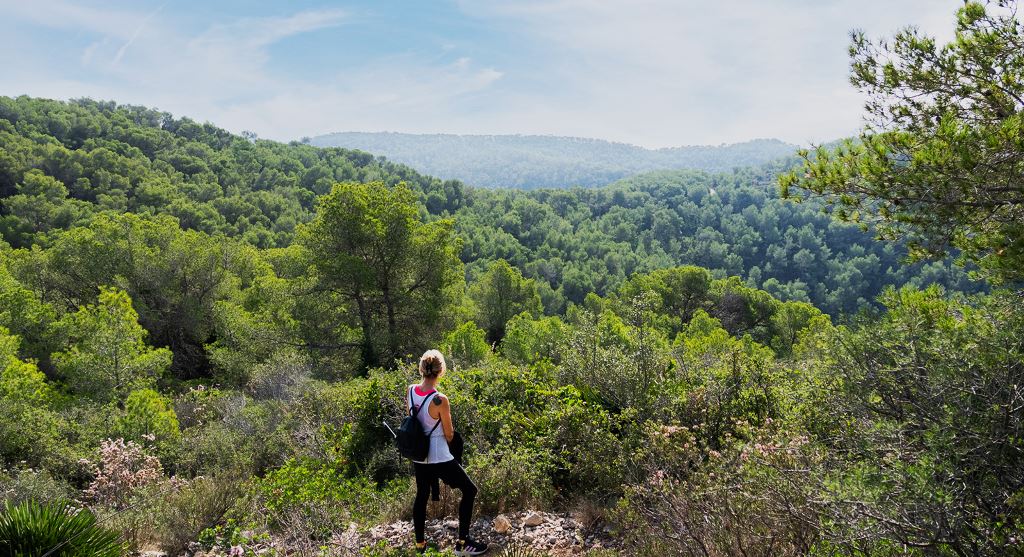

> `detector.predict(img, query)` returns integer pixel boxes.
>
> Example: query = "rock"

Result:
[523,512,545,527]
[493,514,512,534]
[445,519,459,530]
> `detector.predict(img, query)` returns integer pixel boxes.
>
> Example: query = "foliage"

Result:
[441,321,491,369]
[145,475,243,556]
[248,458,406,540]
[468,259,542,343]
[0,96,981,325]
[0,500,126,557]
[298,181,464,371]
[0,96,462,249]
[0,328,66,469]
[465,446,555,514]
[52,287,171,404]
[616,425,822,557]
[457,168,981,317]
[500,314,568,365]
[119,389,181,450]
[806,287,1024,555]
[781,1,1024,283]
[0,467,73,508]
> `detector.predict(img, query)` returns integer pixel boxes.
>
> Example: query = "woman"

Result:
[407,350,488,555]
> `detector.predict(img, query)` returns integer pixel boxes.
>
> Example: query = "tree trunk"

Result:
[354,292,377,371]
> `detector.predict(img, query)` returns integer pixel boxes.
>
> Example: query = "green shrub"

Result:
[441,321,491,369]
[150,475,242,556]
[248,458,407,540]
[615,425,822,557]
[0,467,73,507]
[119,388,181,450]
[466,446,555,513]
[500,314,567,365]
[540,394,629,501]
[0,500,126,557]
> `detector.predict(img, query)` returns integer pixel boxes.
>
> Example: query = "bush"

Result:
[466,446,555,514]
[150,475,242,556]
[500,314,567,365]
[540,393,629,501]
[0,500,126,557]
[0,467,73,507]
[83,438,163,509]
[119,388,181,451]
[615,425,823,557]
[441,321,491,369]
[246,350,312,402]
[247,458,407,541]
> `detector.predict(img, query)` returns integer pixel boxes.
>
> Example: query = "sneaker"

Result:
[454,537,489,556]
[414,540,428,554]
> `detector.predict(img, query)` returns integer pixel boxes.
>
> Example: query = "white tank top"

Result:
[408,385,454,464]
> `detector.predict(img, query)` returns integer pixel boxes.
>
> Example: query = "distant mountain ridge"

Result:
[309,132,800,189]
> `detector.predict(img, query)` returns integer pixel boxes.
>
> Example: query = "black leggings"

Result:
[413,459,478,541]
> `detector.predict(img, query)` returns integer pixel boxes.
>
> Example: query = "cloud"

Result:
[451,0,963,146]
[0,0,143,38]
[113,2,167,65]
[0,1,506,142]
[0,0,967,147]
[191,8,347,51]
[212,57,505,140]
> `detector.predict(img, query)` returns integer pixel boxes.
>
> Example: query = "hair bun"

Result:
[419,350,446,378]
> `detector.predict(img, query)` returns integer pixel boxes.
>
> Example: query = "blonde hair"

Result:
[419,349,447,379]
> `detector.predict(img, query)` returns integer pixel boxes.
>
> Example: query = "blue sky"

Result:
[0,0,963,147]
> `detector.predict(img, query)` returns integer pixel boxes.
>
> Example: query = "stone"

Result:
[493,514,512,535]
[445,519,459,529]
[523,512,544,527]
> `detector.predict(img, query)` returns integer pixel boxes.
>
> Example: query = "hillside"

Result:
[2,3,1022,556]
[0,97,979,320]
[0,95,1017,557]
[309,132,799,189]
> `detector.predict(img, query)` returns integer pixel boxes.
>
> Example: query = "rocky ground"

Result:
[177,510,622,556]
[331,510,623,555]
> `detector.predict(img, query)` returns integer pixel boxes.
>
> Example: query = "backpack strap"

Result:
[412,387,443,437]
[411,388,438,419]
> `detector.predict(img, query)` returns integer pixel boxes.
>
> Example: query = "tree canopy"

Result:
[781,1,1024,284]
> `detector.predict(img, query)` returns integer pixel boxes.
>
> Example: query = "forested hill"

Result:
[0,96,979,319]
[309,132,799,189]
[0,96,467,249]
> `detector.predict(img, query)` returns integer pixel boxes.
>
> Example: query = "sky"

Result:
[0,0,965,148]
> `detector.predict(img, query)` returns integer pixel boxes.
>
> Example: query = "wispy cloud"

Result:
[0,0,964,147]
[113,2,166,65]
[191,8,347,51]
[451,0,961,146]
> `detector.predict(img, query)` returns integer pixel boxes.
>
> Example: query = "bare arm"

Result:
[429,394,455,443]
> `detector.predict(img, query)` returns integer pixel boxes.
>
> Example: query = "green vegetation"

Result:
[310,132,798,189]
[0,95,981,322]
[0,2,1021,556]
[781,1,1024,283]
[0,500,126,557]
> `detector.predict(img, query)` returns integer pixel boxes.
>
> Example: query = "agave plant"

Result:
[0,500,125,557]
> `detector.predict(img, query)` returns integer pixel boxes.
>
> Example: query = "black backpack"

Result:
[396,387,440,461]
